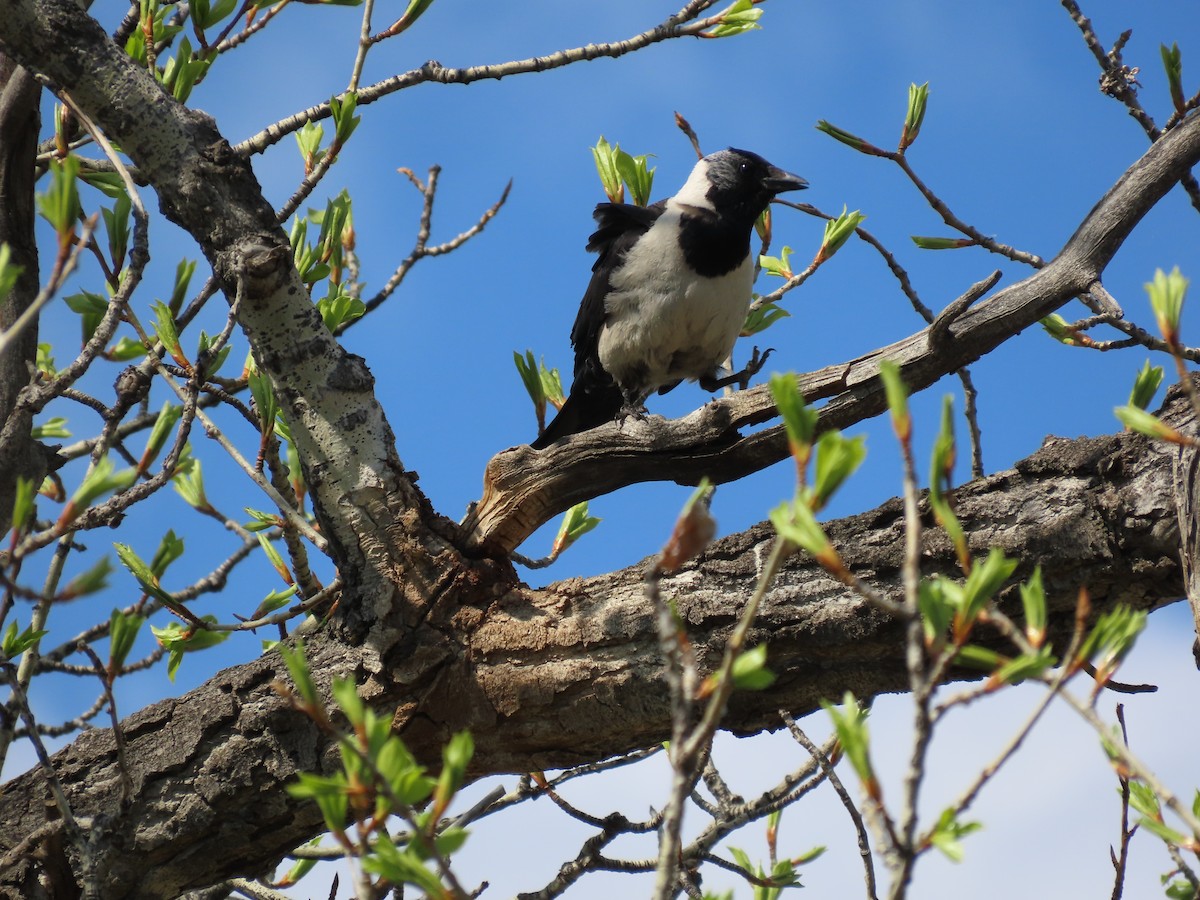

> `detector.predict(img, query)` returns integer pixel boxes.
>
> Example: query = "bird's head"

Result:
[677,148,807,226]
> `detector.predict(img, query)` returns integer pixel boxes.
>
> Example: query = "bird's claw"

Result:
[738,345,774,389]
[615,402,649,427]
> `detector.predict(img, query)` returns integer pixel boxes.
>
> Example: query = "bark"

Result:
[0,51,52,534]
[0,385,1189,898]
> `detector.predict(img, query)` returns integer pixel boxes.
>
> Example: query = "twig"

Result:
[781,711,878,900]
[75,641,133,804]
[353,172,511,326]
[1109,704,1135,900]
[234,1,727,158]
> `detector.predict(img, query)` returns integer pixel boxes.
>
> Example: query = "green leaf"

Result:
[958,547,1018,626]
[816,206,865,264]
[591,136,625,203]
[1019,566,1047,647]
[37,156,82,242]
[150,616,226,680]
[1128,360,1165,410]
[248,369,278,437]
[115,542,177,607]
[552,501,601,556]
[821,692,876,797]
[811,430,866,510]
[929,396,967,567]
[257,534,292,584]
[168,259,197,316]
[759,245,794,279]
[279,638,319,707]
[194,0,237,30]
[108,336,147,361]
[331,675,366,729]
[31,417,71,440]
[991,646,1057,686]
[704,0,763,38]
[0,243,25,299]
[928,807,982,862]
[101,191,132,269]
[917,577,956,648]
[911,235,974,250]
[1145,265,1188,344]
[434,825,469,856]
[387,0,436,36]
[295,120,326,172]
[79,169,127,200]
[149,529,185,579]
[742,300,790,336]
[140,402,182,472]
[36,343,56,375]
[1077,605,1147,689]
[878,359,910,441]
[247,585,298,621]
[160,36,213,103]
[952,644,1003,671]
[435,730,474,808]
[316,290,365,333]
[109,608,144,672]
[64,291,109,345]
[63,456,137,526]
[288,772,349,833]
[276,840,322,888]
[815,120,884,156]
[769,372,817,464]
[2,621,48,661]
[9,476,36,535]
[1114,404,1187,443]
[1162,42,1185,114]
[769,495,835,565]
[540,360,563,408]
[151,299,184,365]
[900,81,930,150]
[329,91,360,147]
[243,507,281,532]
[362,834,445,895]
[173,458,212,512]
[614,147,655,207]
[196,330,232,378]
[731,644,776,691]
[61,555,112,599]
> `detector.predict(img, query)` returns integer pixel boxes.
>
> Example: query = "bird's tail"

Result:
[530,381,623,449]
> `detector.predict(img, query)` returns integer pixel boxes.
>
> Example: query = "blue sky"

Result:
[10,0,1200,897]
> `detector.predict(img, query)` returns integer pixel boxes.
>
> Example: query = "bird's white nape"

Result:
[672,157,716,211]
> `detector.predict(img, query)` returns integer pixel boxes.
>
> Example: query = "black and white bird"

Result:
[530,147,807,450]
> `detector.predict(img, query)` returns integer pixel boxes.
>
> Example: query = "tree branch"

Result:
[463,109,1200,555]
[1,380,1191,897]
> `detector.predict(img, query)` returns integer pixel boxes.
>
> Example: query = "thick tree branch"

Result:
[0,0,448,638]
[0,51,53,535]
[1,382,1191,897]
[463,109,1200,555]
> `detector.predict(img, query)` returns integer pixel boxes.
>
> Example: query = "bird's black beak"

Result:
[763,167,808,195]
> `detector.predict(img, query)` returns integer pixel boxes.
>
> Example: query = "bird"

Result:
[530,147,807,450]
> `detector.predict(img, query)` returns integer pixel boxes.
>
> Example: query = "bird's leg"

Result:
[616,387,650,425]
[699,346,774,393]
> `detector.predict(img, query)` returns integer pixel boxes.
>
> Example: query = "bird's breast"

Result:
[597,213,754,397]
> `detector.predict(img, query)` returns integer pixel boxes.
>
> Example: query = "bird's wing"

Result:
[568,201,666,382]
[530,202,666,449]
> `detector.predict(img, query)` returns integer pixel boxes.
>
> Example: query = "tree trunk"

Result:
[0,385,1189,898]
[0,51,50,535]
